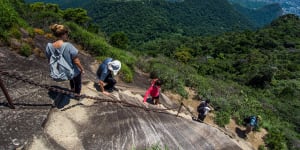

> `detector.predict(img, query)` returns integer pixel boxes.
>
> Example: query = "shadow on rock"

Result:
[235,127,247,138]
[48,86,72,109]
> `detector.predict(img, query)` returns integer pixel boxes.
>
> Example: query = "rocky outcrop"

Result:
[0,47,245,150]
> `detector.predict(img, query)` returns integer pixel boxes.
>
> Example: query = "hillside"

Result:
[25,0,255,45]
[2,0,300,149]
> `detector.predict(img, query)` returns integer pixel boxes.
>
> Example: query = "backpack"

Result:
[48,43,74,81]
[244,116,251,124]
[197,102,206,114]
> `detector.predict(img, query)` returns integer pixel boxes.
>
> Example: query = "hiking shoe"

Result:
[106,88,114,93]
[112,87,119,92]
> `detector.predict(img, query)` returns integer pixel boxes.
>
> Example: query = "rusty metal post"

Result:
[0,78,15,109]
[176,102,183,117]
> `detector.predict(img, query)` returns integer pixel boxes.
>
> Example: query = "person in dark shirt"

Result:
[195,99,213,122]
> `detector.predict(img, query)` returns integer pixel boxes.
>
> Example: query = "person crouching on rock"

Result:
[143,79,162,105]
[96,58,121,95]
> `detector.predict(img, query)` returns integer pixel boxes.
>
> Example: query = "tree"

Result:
[63,8,91,25]
[174,47,193,63]
[109,32,129,49]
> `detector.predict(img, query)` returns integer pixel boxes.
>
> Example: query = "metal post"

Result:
[0,78,15,109]
[176,102,183,117]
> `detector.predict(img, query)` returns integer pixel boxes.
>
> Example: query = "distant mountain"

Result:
[232,3,283,27]
[229,0,300,16]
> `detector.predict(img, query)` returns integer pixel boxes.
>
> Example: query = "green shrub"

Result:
[121,64,133,83]
[8,27,22,39]
[26,27,35,37]
[215,111,230,127]
[258,145,266,150]
[19,43,32,57]
[109,31,129,49]
[174,50,192,63]
[0,0,18,30]
[0,0,27,39]
[265,129,287,150]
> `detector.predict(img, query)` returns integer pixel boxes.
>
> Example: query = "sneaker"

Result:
[106,88,114,93]
[112,87,119,91]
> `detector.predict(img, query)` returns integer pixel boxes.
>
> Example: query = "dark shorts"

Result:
[152,95,159,99]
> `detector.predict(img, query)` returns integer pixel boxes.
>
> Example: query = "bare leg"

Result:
[153,98,159,105]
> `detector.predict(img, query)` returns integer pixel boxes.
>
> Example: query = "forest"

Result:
[1,0,299,149]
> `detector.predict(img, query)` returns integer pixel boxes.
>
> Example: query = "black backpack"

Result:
[243,116,253,125]
[197,102,206,113]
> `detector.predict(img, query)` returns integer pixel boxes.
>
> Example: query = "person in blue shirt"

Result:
[96,58,121,95]
[244,115,262,135]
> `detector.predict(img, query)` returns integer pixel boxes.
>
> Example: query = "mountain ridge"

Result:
[229,0,300,16]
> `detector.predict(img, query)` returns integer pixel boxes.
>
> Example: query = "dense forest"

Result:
[26,0,256,45]
[1,0,300,149]
[76,0,256,45]
[25,0,284,47]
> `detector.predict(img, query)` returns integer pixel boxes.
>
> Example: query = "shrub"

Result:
[174,50,192,63]
[109,31,129,49]
[26,27,35,37]
[265,129,287,150]
[258,145,266,150]
[19,43,32,57]
[120,64,133,83]
[34,28,44,35]
[8,27,22,39]
[215,111,230,127]
[44,33,54,39]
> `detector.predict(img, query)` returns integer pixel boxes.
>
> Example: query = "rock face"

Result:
[0,47,244,150]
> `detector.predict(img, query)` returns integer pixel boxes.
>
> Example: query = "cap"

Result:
[108,60,121,75]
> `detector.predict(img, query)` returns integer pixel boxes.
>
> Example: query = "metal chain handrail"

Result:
[0,70,180,112]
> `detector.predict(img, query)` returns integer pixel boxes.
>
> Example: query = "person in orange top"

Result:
[143,79,162,105]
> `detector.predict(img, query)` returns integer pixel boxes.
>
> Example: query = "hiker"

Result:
[143,79,162,105]
[96,58,121,95]
[45,24,85,94]
[196,99,213,122]
[244,115,261,135]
